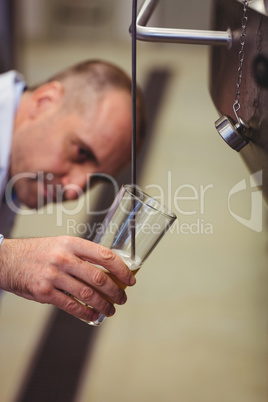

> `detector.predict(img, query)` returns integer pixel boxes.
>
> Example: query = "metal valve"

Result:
[215,115,249,152]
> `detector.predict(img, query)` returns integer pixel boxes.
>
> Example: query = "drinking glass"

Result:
[87,184,177,326]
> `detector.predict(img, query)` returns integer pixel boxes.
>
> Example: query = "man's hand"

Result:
[0,236,136,323]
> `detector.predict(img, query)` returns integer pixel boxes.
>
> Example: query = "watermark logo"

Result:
[228,170,263,232]
[3,170,264,235]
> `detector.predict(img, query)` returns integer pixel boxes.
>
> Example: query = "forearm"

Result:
[0,238,45,299]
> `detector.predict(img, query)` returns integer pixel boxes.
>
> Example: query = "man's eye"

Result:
[75,144,97,164]
[78,147,87,157]
[78,147,92,161]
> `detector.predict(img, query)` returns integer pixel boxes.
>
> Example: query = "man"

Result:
[0,60,145,324]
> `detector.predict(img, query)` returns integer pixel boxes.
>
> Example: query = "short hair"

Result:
[48,59,132,93]
[28,60,146,141]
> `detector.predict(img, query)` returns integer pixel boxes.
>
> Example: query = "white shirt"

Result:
[0,70,25,237]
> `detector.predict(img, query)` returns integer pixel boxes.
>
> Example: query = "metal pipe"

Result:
[133,0,232,47]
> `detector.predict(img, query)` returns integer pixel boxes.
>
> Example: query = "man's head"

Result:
[10,60,145,208]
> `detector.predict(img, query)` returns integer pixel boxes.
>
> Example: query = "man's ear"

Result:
[28,81,64,118]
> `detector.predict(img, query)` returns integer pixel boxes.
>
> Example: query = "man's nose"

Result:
[61,172,88,201]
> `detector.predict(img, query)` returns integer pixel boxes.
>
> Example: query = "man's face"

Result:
[10,89,133,208]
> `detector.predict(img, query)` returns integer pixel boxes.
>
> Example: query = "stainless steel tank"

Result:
[134,0,268,201]
[210,0,268,202]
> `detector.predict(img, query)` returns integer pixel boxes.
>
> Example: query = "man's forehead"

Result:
[76,93,131,151]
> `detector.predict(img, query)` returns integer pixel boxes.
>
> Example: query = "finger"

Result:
[62,260,128,306]
[68,237,136,286]
[49,288,101,323]
[54,273,121,317]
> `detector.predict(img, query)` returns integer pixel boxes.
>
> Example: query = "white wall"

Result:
[19,0,213,41]
[19,0,48,39]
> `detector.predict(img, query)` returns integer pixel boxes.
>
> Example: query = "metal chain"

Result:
[233,0,251,123]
